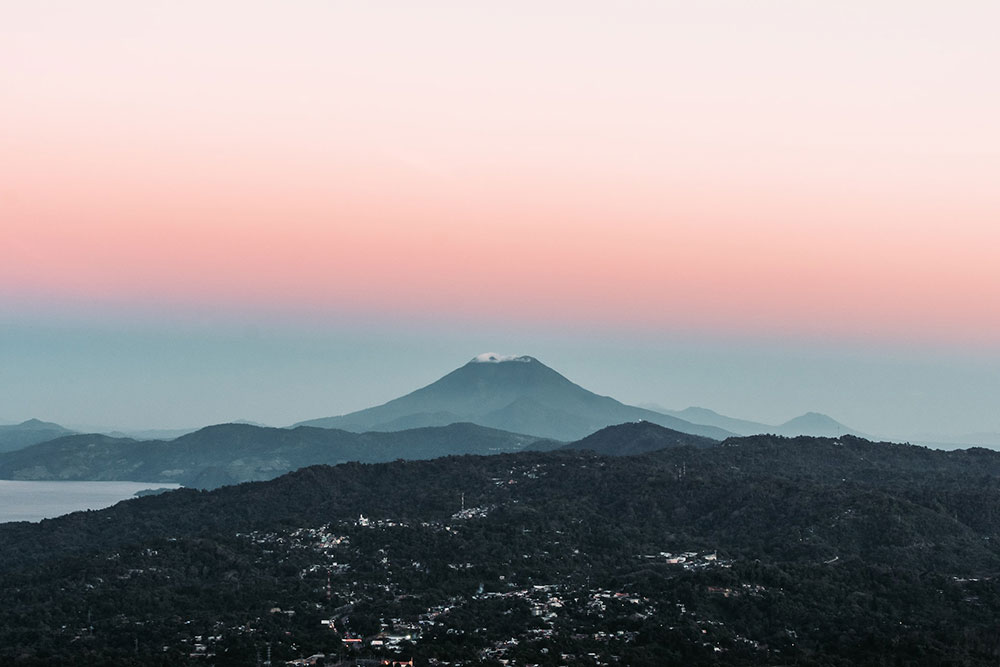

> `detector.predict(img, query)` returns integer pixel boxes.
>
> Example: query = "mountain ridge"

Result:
[653,405,863,438]
[0,421,544,488]
[296,355,733,441]
[0,419,76,453]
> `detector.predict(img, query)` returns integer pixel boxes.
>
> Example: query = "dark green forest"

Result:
[4,434,1000,665]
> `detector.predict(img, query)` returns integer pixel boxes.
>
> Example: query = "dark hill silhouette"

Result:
[296,354,732,441]
[557,420,717,455]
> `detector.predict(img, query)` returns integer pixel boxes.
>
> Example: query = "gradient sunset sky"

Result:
[2,1,999,438]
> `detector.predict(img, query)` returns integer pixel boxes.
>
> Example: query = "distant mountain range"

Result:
[296,354,732,441]
[908,432,1000,450]
[102,420,268,442]
[0,420,722,490]
[102,427,200,441]
[0,419,76,453]
[651,406,864,438]
[0,422,544,488]
[0,356,881,490]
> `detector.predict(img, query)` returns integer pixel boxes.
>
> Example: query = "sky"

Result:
[2,1,999,439]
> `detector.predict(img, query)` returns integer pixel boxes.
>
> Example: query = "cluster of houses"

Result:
[639,549,730,570]
[231,511,755,665]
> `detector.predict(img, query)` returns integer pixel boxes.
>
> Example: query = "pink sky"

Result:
[3,1,999,346]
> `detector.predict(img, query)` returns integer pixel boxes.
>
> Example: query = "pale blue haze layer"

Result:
[2,309,999,442]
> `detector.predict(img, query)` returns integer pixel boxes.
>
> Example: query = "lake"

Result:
[0,480,182,523]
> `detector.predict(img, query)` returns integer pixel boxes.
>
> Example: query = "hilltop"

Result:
[0,418,75,453]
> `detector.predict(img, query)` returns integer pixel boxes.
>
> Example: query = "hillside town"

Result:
[220,506,740,665]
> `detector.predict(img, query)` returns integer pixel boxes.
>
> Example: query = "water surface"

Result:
[0,480,181,523]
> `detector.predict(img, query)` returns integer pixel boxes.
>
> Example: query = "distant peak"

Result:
[471,353,534,364]
[682,407,722,417]
[787,412,837,423]
[17,418,62,429]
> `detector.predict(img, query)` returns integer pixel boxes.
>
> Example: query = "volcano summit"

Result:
[296,354,731,441]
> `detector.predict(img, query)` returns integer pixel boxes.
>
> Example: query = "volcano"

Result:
[295,354,732,441]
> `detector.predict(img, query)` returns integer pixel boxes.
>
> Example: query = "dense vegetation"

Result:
[4,433,1000,665]
[554,420,716,454]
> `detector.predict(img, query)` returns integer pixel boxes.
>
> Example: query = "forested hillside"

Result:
[3,434,1000,665]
